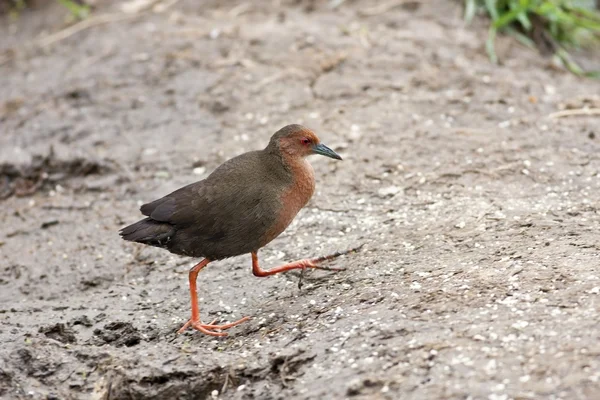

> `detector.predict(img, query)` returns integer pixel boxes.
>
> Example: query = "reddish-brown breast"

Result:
[259,156,315,247]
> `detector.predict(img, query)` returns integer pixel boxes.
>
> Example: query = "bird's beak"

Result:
[312,143,342,160]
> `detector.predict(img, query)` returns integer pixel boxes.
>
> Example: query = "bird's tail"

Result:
[119,218,174,248]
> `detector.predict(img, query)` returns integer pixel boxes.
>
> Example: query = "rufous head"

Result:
[268,124,342,160]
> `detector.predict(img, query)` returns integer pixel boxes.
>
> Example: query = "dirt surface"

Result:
[2,1,600,399]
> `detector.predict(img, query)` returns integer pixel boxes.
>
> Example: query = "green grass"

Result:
[57,0,90,20]
[465,0,600,77]
[3,0,90,20]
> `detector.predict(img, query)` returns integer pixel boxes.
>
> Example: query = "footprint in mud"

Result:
[39,323,77,344]
[91,321,141,347]
[11,347,62,379]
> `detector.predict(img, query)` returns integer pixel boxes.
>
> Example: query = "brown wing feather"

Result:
[128,150,292,259]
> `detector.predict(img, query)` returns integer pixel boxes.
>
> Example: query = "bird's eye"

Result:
[301,138,311,145]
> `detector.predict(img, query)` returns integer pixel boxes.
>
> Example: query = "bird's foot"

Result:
[307,244,365,271]
[304,260,345,272]
[297,260,342,290]
[297,245,364,289]
[308,244,363,271]
[177,316,250,336]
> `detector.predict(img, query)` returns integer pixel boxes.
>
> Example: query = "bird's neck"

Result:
[284,155,315,198]
[264,147,316,201]
[275,152,315,213]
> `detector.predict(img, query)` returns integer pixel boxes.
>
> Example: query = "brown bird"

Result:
[120,124,352,336]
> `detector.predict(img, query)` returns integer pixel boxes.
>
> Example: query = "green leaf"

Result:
[486,26,498,64]
[493,8,524,29]
[582,70,600,79]
[485,0,500,21]
[506,26,536,48]
[58,0,90,20]
[555,48,584,76]
[516,11,532,30]
[570,7,600,23]
[472,0,600,78]
[465,0,477,24]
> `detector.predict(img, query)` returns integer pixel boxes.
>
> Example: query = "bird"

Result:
[119,124,353,337]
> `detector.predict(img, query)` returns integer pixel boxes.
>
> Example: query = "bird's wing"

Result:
[138,151,284,232]
[139,182,197,224]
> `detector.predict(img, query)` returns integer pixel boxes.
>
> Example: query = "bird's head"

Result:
[268,124,342,161]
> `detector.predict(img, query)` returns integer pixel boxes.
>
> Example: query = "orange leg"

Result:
[251,248,356,277]
[177,258,250,336]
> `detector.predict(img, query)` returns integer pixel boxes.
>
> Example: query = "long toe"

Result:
[178,316,250,336]
[314,264,345,272]
[310,245,363,264]
[202,316,251,330]
[192,323,229,337]
[177,320,193,334]
[307,260,345,272]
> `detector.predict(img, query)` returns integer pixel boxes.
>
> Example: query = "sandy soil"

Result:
[1,1,600,399]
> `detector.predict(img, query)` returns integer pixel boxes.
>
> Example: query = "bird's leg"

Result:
[251,246,361,277]
[177,258,250,336]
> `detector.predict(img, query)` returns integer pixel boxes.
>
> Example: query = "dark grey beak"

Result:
[312,143,342,160]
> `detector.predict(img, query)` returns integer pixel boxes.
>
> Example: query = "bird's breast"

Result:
[283,159,315,212]
[259,159,315,247]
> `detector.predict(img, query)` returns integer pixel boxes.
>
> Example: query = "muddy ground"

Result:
[1,0,600,399]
